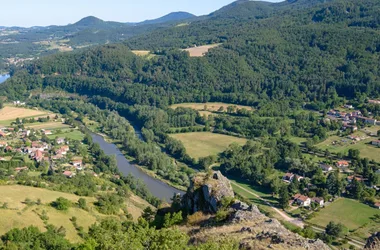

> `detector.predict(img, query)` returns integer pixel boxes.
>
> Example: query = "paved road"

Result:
[232,182,366,249]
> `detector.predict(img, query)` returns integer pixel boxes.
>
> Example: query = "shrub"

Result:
[51,197,71,211]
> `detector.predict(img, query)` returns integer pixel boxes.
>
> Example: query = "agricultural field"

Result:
[0,185,150,242]
[47,129,84,141]
[25,121,70,130]
[182,44,221,57]
[308,198,380,240]
[170,132,247,159]
[0,106,47,125]
[170,102,254,113]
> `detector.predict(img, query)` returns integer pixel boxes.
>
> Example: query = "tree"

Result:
[52,197,71,211]
[325,221,345,238]
[348,149,360,160]
[78,198,87,210]
[326,172,341,196]
[142,206,156,223]
[279,186,290,209]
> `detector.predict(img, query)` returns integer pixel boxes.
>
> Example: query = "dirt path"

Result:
[231,182,304,228]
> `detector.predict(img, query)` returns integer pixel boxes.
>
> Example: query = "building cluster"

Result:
[0,126,85,178]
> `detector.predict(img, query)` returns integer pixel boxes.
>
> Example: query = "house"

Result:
[56,138,65,145]
[347,175,364,183]
[35,150,44,162]
[283,173,295,182]
[311,197,324,207]
[63,171,74,178]
[60,145,69,153]
[372,140,380,146]
[344,104,354,109]
[374,202,380,209]
[293,194,311,207]
[5,146,13,152]
[0,141,8,147]
[0,131,6,137]
[52,154,64,160]
[44,130,52,135]
[15,166,28,173]
[357,116,377,125]
[72,160,83,170]
[320,164,333,172]
[368,100,380,105]
[336,160,349,168]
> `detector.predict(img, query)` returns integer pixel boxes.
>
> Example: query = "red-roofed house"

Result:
[0,132,6,137]
[63,171,74,178]
[283,173,295,182]
[0,141,8,147]
[34,150,44,162]
[293,194,311,207]
[336,160,349,168]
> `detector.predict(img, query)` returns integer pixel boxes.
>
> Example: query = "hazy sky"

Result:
[0,0,283,27]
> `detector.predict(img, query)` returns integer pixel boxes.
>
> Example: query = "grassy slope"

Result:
[170,132,247,159]
[0,185,149,242]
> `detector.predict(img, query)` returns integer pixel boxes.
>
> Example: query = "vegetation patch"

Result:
[170,132,247,159]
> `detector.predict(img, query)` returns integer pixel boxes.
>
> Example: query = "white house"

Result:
[293,194,311,207]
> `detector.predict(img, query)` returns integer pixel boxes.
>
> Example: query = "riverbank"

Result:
[94,131,187,192]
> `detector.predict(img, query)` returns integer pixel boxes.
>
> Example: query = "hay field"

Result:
[0,106,46,121]
[170,132,247,159]
[183,44,221,57]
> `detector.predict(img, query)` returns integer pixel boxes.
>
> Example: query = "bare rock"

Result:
[365,232,380,249]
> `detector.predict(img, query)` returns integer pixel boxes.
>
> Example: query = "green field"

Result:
[170,132,247,159]
[47,129,84,141]
[308,198,380,239]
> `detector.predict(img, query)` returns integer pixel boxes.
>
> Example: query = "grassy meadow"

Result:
[308,198,380,239]
[170,132,247,159]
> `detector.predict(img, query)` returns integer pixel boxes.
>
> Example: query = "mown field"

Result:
[0,185,149,242]
[25,121,70,130]
[47,129,84,141]
[308,198,380,239]
[182,44,221,57]
[170,132,247,159]
[0,106,48,125]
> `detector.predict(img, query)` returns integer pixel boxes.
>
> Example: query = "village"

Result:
[0,116,93,180]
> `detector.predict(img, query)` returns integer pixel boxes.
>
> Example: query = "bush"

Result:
[51,197,71,211]
[215,210,230,222]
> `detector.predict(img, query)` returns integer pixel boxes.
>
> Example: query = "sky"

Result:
[0,0,283,27]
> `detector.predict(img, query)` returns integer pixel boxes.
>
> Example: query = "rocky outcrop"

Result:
[183,171,330,250]
[183,171,234,214]
[365,232,380,249]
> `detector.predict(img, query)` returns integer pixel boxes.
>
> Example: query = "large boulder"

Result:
[183,171,234,214]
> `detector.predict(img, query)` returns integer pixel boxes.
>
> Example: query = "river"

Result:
[90,133,184,201]
[0,74,10,84]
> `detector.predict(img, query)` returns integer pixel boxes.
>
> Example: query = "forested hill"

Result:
[1,0,380,110]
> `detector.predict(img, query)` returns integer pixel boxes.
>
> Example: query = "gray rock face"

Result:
[183,171,330,250]
[365,232,380,249]
[183,171,234,214]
